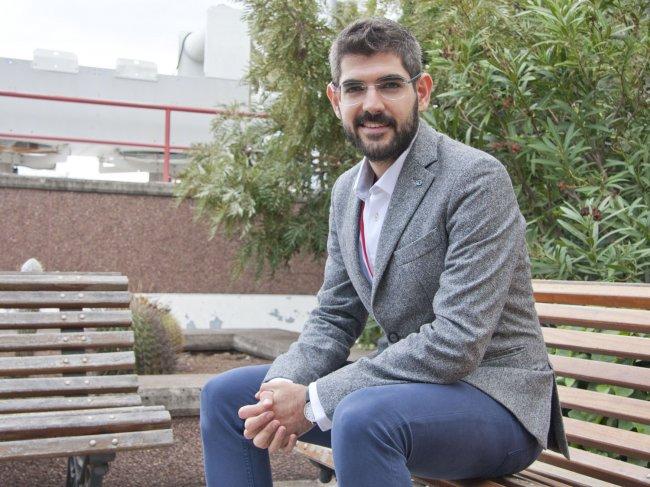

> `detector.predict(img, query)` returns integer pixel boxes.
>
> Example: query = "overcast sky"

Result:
[0,0,240,74]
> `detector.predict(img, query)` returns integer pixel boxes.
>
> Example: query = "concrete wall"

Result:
[0,175,324,294]
[145,293,318,331]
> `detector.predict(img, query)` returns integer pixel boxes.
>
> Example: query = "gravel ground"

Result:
[175,350,273,374]
[0,352,323,487]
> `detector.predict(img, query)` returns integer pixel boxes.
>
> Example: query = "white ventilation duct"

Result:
[177,4,249,79]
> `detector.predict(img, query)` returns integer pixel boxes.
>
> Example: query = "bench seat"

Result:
[296,280,650,486]
[0,271,174,485]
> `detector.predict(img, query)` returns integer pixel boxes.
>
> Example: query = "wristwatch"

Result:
[303,387,315,423]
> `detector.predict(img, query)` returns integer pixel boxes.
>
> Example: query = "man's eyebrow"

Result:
[340,74,406,85]
[340,78,363,86]
[376,74,407,81]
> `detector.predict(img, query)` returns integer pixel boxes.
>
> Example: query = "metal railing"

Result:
[0,90,266,182]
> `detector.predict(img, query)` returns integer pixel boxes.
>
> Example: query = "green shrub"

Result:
[357,316,383,350]
[403,0,648,282]
[178,0,648,283]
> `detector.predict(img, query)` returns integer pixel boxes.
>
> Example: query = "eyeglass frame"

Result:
[330,73,423,107]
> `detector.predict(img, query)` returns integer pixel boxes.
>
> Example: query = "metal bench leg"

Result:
[66,453,116,487]
[308,459,335,483]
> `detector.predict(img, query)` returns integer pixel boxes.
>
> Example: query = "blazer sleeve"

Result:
[262,178,369,386]
[314,158,525,418]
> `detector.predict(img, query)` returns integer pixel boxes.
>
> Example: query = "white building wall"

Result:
[145,293,318,333]
[0,57,249,152]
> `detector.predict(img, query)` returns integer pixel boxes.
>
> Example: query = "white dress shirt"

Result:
[270,134,417,431]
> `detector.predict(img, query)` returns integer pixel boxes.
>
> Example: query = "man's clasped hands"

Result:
[237,381,314,453]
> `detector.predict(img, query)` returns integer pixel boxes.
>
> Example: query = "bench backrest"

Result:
[0,272,143,414]
[531,280,650,486]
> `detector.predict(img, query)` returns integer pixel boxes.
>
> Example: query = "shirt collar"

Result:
[353,127,418,201]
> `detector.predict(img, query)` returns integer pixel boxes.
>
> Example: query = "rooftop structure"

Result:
[0,4,251,182]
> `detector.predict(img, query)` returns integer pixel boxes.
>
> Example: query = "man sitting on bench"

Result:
[200,17,569,487]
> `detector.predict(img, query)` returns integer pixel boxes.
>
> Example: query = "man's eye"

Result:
[379,81,402,90]
[343,85,365,94]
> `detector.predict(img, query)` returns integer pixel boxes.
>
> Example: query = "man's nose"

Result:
[361,85,386,113]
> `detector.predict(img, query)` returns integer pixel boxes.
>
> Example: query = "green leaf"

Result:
[611,386,634,397]
[595,384,611,394]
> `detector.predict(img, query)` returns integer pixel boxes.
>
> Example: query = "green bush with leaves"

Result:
[403,0,648,283]
[176,0,648,465]
[177,0,648,283]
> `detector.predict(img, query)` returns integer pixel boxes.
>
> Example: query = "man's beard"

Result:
[342,101,419,164]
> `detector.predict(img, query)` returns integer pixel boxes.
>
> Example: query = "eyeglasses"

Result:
[332,73,422,107]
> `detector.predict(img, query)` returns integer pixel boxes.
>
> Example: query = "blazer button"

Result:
[388,332,400,343]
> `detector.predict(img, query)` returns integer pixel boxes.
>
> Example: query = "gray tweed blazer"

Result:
[264,121,570,458]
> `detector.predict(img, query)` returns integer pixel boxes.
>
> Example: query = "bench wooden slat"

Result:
[295,442,519,486]
[532,280,650,309]
[563,417,650,461]
[525,461,623,487]
[510,469,583,487]
[0,351,134,376]
[0,394,142,414]
[1,405,164,419]
[412,477,534,487]
[536,303,650,332]
[542,328,650,360]
[0,374,139,398]
[0,291,131,309]
[0,350,134,377]
[0,407,170,441]
[0,428,173,460]
[0,310,132,329]
[558,385,650,423]
[0,331,134,352]
[0,274,128,291]
[538,447,650,486]
[549,355,650,391]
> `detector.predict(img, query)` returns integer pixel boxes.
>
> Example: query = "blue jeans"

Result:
[200,364,542,486]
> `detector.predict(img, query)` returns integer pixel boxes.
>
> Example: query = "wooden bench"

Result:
[296,279,650,486]
[0,271,174,486]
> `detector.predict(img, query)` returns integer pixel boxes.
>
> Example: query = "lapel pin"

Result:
[413,178,423,186]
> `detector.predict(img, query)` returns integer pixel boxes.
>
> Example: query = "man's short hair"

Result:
[329,18,423,85]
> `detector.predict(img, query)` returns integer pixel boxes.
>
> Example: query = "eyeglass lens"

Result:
[339,79,410,106]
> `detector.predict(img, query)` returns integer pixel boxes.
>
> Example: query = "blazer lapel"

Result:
[371,123,440,306]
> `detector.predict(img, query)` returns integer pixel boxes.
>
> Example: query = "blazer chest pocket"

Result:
[393,230,442,266]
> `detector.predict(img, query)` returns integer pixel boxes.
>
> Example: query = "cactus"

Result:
[130,297,179,375]
[161,311,184,354]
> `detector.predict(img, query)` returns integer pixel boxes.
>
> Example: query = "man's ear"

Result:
[326,83,342,119]
[416,73,433,112]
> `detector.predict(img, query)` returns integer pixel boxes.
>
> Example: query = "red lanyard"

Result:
[359,201,373,277]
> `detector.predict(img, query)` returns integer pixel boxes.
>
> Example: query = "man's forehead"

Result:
[339,52,408,82]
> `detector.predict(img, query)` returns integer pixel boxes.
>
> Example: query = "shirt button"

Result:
[388,332,400,343]
[373,213,379,221]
